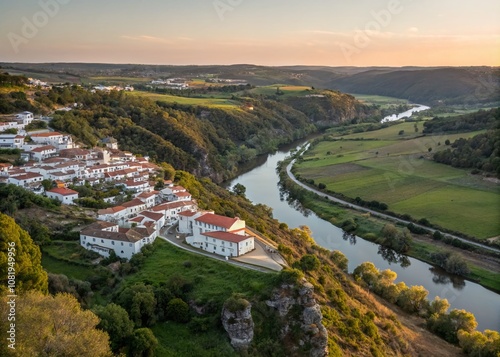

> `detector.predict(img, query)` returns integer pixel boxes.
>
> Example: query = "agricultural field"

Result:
[295,122,500,239]
[127,90,241,109]
[249,84,314,97]
[84,76,152,85]
[350,93,410,107]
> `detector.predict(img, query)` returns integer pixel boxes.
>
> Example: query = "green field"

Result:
[295,122,500,239]
[128,91,241,108]
[249,84,314,97]
[350,93,410,107]
[85,76,152,85]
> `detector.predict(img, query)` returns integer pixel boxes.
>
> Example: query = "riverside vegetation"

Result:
[0,71,499,356]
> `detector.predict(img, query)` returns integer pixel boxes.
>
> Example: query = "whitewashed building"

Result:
[184,212,254,257]
[46,187,79,204]
[80,221,156,259]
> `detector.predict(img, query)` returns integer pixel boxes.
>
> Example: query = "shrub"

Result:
[166,298,190,323]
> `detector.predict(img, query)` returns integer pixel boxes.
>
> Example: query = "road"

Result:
[286,160,500,254]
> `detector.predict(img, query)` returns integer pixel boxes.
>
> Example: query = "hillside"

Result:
[328,67,500,105]
[2,82,370,182]
[2,63,498,106]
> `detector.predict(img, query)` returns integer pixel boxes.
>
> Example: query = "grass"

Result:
[41,254,94,281]
[295,123,500,239]
[125,240,276,300]
[350,93,410,107]
[128,91,241,109]
[152,321,237,357]
[249,84,314,97]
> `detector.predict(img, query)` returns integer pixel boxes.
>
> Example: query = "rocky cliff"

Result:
[266,279,328,357]
[221,297,255,350]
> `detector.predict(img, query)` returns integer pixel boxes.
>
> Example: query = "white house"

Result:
[0,163,13,175]
[8,172,43,186]
[97,206,127,224]
[193,231,255,257]
[0,134,25,149]
[46,187,79,204]
[160,185,187,201]
[30,145,57,161]
[121,198,147,218]
[184,212,254,257]
[16,111,34,125]
[80,221,156,260]
[151,200,197,224]
[122,179,150,193]
[173,191,192,202]
[30,132,64,145]
[136,191,158,208]
[128,210,165,233]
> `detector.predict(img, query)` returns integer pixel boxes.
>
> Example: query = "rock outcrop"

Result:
[266,279,328,357]
[221,297,254,350]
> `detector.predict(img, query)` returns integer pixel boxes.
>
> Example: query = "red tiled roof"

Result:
[31,145,56,153]
[48,187,78,196]
[202,231,249,243]
[97,206,126,215]
[10,172,42,180]
[175,191,191,197]
[30,132,62,137]
[139,211,163,221]
[121,198,145,208]
[195,213,241,229]
[178,210,197,217]
[151,200,195,212]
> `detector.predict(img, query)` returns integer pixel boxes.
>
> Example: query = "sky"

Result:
[0,0,499,66]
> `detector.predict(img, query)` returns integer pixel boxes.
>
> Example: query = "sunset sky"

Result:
[0,0,499,66]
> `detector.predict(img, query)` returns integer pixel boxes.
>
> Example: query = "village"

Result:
[0,110,283,271]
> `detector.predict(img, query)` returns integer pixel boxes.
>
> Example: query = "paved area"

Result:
[159,224,285,273]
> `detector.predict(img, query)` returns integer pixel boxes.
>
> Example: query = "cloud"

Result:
[408,27,419,33]
[121,35,173,44]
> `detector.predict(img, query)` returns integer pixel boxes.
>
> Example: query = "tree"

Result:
[117,283,157,327]
[298,254,321,272]
[232,183,246,197]
[458,329,500,357]
[397,285,428,313]
[165,298,190,323]
[129,328,158,357]
[428,296,450,316]
[94,303,134,352]
[398,130,405,135]
[0,291,112,356]
[353,262,379,289]
[445,253,470,276]
[445,139,451,145]
[330,250,348,272]
[0,213,48,294]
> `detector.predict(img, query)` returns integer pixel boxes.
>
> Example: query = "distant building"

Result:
[101,137,118,150]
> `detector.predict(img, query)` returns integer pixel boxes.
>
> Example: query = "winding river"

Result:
[227,140,500,332]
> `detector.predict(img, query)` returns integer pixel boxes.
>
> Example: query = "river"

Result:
[227,141,500,332]
[381,104,431,123]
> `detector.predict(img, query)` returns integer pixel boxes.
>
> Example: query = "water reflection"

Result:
[377,246,411,268]
[342,231,357,245]
[430,266,466,290]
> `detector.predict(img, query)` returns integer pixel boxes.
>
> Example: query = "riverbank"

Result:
[278,157,500,293]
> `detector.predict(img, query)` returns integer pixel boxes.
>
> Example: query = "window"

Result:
[213,239,216,242]
[83,236,86,240]
[121,250,124,254]
[101,239,104,243]
[222,248,225,252]
[93,238,95,242]
[112,241,114,245]
[121,242,123,246]
[129,243,132,247]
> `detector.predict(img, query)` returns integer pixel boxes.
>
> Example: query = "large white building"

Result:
[183,212,254,257]
[80,221,156,259]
